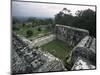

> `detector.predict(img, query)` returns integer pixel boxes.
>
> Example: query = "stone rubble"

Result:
[12,24,96,74]
[12,33,66,74]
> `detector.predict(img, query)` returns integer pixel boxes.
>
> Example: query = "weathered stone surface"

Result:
[12,24,96,73]
[55,25,96,70]
[71,35,96,70]
[12,33,66,74]
[71,47,96,65]
[31,34,56,47]
[71,57,95,70]
[56,24,89,48]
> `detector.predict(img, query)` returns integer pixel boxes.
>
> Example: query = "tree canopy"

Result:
[73,9,96,37]
[55,8,96,37]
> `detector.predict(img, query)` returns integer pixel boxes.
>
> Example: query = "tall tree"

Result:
[73,9,96,37]
[55,8,73,26]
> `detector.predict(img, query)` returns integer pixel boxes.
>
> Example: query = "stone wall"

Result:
[31,34,56,47]
[71,36,96,70]
[12,24,96,72]
[12,33,66,74]
[56,24,89,48]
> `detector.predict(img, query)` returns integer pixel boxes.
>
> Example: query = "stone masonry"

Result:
[55,24,96,70]
[56,24,89,48]
[12,24,96,74]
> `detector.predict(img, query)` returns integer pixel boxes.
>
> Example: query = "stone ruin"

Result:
[12,33,66,74]
[11,24,96,74]
[56,24,89,48]
[55,24,96,70]
[71,36,96,70]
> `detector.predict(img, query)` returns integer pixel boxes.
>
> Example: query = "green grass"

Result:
[41,39,71,62]
[15,26,49,38]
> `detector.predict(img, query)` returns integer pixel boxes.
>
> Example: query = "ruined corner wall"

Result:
[55,24,89,48]
[71,36,96,66]
[12,33,66,74]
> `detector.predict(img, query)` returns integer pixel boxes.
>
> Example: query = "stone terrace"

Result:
[12,24,96,74]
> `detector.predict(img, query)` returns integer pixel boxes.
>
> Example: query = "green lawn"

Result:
[15,26,49,38]
[41,39,71,62]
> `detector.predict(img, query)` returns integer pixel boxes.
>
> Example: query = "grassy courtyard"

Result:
[15,26,49,38]
[41,39,72,62]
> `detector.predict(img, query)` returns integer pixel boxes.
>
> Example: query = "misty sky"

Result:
[12,1,95,18]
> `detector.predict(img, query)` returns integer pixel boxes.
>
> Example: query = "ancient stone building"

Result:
[71,36,96,70]
[12,33,66,74]
[55,24,96,70]
[56,24,89,48]
[12,24,96,74]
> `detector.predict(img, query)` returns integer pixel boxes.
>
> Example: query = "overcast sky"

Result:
[12,1,95,18]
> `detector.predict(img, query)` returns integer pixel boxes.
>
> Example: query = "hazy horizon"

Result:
[12,1,95,18]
